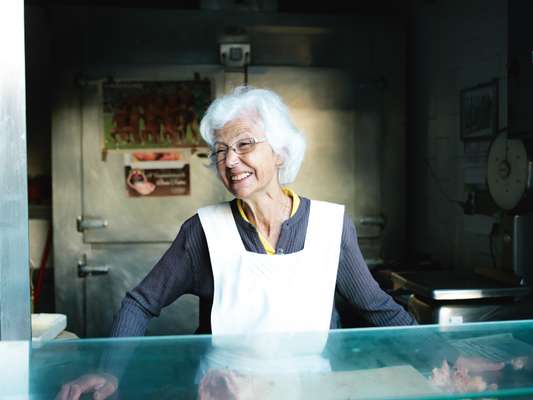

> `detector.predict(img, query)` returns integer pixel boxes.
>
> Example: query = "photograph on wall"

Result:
[460,79,498,141]
[463,141,490,191]
[124,150,190,197]
[102,79,211,150]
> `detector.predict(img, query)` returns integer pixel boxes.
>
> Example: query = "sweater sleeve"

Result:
[336,214,416,327]
[110,218,196,337]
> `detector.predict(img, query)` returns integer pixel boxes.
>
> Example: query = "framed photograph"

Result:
[460,79,498,141]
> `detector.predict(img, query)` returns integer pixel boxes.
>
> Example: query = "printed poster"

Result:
[124,151,190,197]
[103,79,211,150]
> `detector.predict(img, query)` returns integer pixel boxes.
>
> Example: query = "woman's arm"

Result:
[110,217,197,337]
[336,214,416,327]
[65,220,201,400]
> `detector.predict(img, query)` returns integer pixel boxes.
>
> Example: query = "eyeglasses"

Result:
[209,137,267,164]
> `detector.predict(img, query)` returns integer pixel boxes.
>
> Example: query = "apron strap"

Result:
[304,200,345,252]
[198,203,245,257]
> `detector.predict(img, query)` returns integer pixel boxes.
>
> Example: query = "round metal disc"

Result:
[487,131,528,210]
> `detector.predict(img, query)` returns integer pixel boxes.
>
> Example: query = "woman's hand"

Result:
[454,356,505,373]
[198,369,268,400]
[198,369,241,400]
[55,373,118,400]
[429,358,501,393]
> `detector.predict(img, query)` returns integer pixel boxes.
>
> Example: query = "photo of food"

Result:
[102,79,211,150]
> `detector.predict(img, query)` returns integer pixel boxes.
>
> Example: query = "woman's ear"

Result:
[274,148,286,168]
[275,152,284,168]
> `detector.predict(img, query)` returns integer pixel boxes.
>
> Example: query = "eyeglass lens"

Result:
[213,138,257,163]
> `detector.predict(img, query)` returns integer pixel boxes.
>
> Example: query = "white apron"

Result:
[197,200,344,376]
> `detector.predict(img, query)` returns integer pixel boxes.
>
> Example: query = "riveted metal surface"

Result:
[0,0,30,340]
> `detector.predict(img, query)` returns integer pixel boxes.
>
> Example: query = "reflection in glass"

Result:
[7,321,533,399]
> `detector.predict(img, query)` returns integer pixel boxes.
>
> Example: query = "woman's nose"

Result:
[224,147,240,167]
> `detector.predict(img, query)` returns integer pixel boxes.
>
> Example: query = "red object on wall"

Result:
[28,175,51,204]
[33,225,52,308]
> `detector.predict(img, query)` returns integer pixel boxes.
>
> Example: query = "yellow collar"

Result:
[237,187,300,222]
[236,188,300,255]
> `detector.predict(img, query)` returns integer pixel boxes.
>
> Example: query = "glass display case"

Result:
[3,320,533,399]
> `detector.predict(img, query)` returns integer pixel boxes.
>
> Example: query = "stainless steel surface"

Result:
[78,265,110,276]
[358,216,385,228]
[0,0,31,340]
[513,214,533,285]
[52,69,87,336]
[76,217,108,232]
[80,66,229,244]
[429,287,530,301]
[392,271,530,301]
[53,68,205,336]
[356,216,385,239]
[84,244,199,337]
[77,254,109,277]
[408,294,533,325]
[245,66,360,214]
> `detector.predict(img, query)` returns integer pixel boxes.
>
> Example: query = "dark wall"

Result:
[406,0,508,270]
[508,0,533,138]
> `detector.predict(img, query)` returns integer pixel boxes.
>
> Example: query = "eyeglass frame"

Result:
[209,136,268,164]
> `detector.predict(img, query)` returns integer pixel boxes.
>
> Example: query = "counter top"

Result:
[3,320,533,399]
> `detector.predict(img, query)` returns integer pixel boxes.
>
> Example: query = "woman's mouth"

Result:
[230,172,252,182]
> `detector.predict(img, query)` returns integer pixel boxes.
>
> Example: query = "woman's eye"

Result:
[236,141,253,151]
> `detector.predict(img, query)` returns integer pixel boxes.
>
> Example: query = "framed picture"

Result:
[101,79,212,151]
[460,79,498,141]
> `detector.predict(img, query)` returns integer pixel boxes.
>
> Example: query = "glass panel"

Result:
[4,320,533,399]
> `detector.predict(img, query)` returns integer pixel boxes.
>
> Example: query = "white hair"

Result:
[199,86,306,185]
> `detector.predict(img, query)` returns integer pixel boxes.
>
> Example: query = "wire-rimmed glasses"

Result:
[209,137,267,164]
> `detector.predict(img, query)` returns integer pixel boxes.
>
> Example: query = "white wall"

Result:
[409,0,508,270]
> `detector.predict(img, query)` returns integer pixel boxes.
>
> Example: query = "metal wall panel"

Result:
[0,0,30,340]
[85,244,199,336]
[80,65,229,244]
[52,70,86,336]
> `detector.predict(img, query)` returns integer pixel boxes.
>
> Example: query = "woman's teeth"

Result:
[231,172,251,181]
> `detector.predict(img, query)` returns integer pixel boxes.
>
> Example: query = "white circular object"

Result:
[487,131,529,210]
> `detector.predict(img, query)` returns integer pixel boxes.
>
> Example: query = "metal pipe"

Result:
[0,0,31,340]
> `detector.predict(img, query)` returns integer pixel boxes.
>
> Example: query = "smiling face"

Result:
[214,115,282,201]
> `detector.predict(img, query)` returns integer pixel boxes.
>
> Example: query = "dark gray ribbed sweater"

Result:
[111,197,415,336]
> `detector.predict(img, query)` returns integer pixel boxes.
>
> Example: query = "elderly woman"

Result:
[110,86,414,337]
[57,86,414,400]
